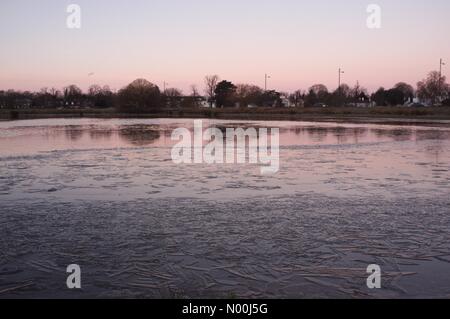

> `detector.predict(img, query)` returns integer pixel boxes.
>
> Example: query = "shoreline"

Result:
[2,107,450,126]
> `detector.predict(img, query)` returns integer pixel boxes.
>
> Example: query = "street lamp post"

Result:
[337,68,345,107]
[439,59,446,102]
[338,68,344,91]
[265,74,271,91]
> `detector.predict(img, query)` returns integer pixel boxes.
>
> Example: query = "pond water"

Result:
[0,118,449,298]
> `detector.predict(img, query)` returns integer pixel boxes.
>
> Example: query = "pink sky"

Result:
[1,0,449,94]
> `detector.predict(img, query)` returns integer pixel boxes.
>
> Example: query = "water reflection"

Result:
[64,126,84,141]
[118,125,161,146]
[1,119,450,157]
[2,119,450,299]
[89,128,113,140]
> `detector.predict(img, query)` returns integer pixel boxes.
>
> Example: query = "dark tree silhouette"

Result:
[117,79,161,112]
[88,85,114,108]
[204,75,220,107]
[235,84,264,107]
[214,80,237,108]
[63,85,83,106]
[305,84,329,107]
[289,90,305,107]
[417,71,449,105]
[394,82,415,104]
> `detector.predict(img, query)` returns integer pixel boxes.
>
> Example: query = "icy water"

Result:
[0,118,450,298]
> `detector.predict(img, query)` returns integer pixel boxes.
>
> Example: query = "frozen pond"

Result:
[1,118,450,298]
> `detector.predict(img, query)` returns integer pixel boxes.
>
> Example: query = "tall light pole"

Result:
[439,59,446,102]
[265,74,271,91]
[338,68,344,91]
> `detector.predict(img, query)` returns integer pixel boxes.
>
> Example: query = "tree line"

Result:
[1,71,449,111]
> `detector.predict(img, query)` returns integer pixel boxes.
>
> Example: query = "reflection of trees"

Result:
[415,130,450,163]
[371,128,413,141]
[206,125,264,141]
[64,126,84,141]
[89,128,113,140]
[304,127,328,142]
[118,125,161,146]
[332,127,349,144]
[351,127,369,144]
[415,130,450,142]
[423,143,445,163]
[292,127,327,141]
[290,126,369,143]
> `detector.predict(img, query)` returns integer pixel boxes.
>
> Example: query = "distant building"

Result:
[281,96,293,108]
[14,98,33,109]
[200,98,216,108]
[165,95,210,108]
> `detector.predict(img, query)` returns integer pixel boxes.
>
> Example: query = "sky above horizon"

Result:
[0,0,449,94]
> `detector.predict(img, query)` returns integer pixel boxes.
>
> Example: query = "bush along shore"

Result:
[2,106,450,124]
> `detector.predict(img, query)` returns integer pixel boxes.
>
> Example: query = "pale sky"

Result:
[0,0,449,93]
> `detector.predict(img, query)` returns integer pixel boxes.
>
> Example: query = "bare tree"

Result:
[49,87,61,99]
[88,84,114,108]
[417,71,449,105]
[204,75,219,107]
[289,90,304,107]
[235,84,263,107]
[394,82,415,104]
[189,85,200,108]
[88,84,102,97]
[190,85,199,98]
[310,84,329,102]
[164,88,183,98]
[350,82,368,106]
[117,78,161,111]
[63,85,83,106]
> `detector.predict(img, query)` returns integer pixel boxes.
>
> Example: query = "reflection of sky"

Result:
[0,118,449,157]
[1,119,449,201]
[1,0,449,93]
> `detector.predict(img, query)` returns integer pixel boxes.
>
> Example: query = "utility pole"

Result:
[338,68,344,91]
[440,59,446,102]
[265,74,271,91]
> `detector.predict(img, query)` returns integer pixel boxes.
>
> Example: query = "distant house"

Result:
[200,98,216,108]
[348,94,373,108]
[14,98,33,109]
[165,95,210,108]
[354,102,375,108]
[405,97,431,107]
[281,96,293,108]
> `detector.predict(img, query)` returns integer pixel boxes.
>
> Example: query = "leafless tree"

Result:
[394,82,415,103]
[190,85,199,98]
[164,88,183,98]
[289,90,304,107]
[204,75,219,107]
[235,84,263,107]
[417,71,449,105]
[117,78,161,111]
[63,85,83,105]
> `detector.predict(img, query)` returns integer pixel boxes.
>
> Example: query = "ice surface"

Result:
[0,118,449,298]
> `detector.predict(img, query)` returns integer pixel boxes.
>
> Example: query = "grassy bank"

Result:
[2,106,450,124]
